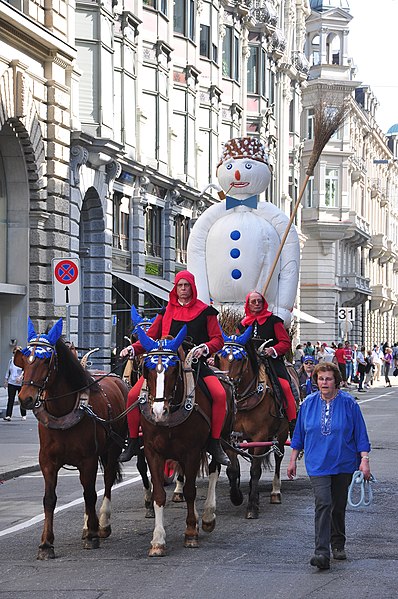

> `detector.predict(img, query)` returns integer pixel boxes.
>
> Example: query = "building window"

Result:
[247,45,266,95]
[113,194,130,251]
[145,205,162,257]
[222,26,240,81]
[0,152,6,282]
[268,69,275,105]
[143,0,167,13]
[174,0,195,41]
[307,108,315,140]
[304,176,314,208]
[324,168,339,207]
[175,214,190,264]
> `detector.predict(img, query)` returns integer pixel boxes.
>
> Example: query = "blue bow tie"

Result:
[225,195,258,210]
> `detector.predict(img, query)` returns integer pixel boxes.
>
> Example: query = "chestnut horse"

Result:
[135,325,233,556]
[14,318,127,559]
[215,328,297,519]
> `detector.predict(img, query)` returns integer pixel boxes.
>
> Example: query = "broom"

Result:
[261,94,350,298]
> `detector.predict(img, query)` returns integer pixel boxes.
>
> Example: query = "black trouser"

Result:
[309,473,352,558]
[6,384,26,418]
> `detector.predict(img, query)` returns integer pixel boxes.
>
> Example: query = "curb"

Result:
[0,464,41,482]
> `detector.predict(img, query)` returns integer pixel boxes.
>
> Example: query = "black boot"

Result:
[119,438,141,463]
[207,438,231,467]
[289,419,296,440]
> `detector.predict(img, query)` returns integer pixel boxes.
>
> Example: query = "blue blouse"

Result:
[291,390,371,476]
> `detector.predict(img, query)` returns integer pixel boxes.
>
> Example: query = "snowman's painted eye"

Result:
[245,163,253,170]
[226,163,233,170]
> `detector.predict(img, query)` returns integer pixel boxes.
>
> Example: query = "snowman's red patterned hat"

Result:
[217,137,269,167]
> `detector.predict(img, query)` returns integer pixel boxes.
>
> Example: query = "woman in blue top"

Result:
[287,362,371,570]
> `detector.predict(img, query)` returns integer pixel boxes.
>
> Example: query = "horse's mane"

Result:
[245,339,260,377]
[55,339,100,392]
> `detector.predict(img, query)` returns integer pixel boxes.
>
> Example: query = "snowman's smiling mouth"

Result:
[231,182,250,187]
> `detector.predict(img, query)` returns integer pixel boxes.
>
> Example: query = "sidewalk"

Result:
[0,377,394,482]
[0,387,40,481]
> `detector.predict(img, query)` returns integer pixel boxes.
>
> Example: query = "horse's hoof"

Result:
[230,490,244,506]
[245,510,259,519]
[99,525,111,538]
[37,546,55,560]
[184,534,199,548]
[83,537,100,549]
[202,519,216,533]
[172,492,184,503]
[148,544,166,557]
[145,507,155,518]
[270,493,282,504]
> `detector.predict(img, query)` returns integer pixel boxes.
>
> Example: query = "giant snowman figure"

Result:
[187,137,300,327]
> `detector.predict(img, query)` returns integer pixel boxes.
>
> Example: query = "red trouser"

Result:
[126,375,227,439]
[278,377,297,422]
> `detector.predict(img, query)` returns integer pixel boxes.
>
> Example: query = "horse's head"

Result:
[14,318,63,410]
[137,325,187,422]
[215,326,253,383]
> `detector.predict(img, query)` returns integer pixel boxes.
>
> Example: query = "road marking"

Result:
[0,475,142,538]
[357,391,394,404]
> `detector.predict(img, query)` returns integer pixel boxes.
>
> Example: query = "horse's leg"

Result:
[183,457,201,548]
[172,474,185,503]
[80,459,100,549]
[226,451,243,506]
[37,462,59,560]
[270,439,286,505]
[246,453,262,519]
[202,459,220,533]
[98,446,123,538]
[136,448,154,518]
[147,454,167,557]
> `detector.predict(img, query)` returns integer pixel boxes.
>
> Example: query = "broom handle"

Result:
[262,174,310,297]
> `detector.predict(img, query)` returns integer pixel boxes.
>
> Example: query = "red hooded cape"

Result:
[241,291,273,326]
[161,270,208,333]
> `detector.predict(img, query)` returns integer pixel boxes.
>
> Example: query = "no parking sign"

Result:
[52,258,81,305]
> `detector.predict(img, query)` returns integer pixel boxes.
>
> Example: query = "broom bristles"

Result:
[306,95,350,176]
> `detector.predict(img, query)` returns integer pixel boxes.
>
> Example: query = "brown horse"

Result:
[135,324,233,556]
[215,328,297,519]
[14,318,127,560]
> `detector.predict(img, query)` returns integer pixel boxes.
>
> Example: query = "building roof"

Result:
[310,0,350,11]
[387,123,398,135]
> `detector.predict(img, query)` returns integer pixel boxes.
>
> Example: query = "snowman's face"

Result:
[217,158,271,197]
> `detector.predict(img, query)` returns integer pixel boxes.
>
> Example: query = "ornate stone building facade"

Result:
[299,0,398,346]
[0,0,311,370]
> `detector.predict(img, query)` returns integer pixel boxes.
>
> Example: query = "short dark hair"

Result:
[313,362,342,387]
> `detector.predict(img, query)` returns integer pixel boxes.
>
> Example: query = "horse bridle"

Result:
[21,340,58,403]
[143,348,183,403]
[219,342,262,401]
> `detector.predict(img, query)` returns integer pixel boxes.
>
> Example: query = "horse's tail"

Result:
[99,455,123,484]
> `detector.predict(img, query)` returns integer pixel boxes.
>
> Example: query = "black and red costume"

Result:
[238,292,297,422]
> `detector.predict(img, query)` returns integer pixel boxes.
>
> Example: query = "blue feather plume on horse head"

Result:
[219,325,253,360]
[23,317,63,358]
[131,305,155,334]
[136,324,187,354]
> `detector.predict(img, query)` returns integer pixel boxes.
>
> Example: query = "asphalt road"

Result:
[0,384,397,599]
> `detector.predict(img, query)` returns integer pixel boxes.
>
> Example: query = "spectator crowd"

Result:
[293,339,398,401]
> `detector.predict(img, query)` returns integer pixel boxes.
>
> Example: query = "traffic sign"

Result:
[338,307,355,322]
[52,258,81,306]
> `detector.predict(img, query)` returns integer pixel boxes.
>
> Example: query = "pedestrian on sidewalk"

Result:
[287,362,371,571]
[3,347,26,421]
[356,346,367,392]
[371,345,383,382]
[382,347,393,387]
[364,350,374,388]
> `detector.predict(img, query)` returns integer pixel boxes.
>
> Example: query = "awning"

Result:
[292,308,325,324]
[112,271,169,302]
[144,275,173,292]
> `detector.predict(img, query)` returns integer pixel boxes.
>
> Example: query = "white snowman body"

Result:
[187,147,300,327]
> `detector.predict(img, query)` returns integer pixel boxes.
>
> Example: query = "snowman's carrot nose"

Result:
[234,170,241,181]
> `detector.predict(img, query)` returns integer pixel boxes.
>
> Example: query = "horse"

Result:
[215,328,298,519]
[135,324,233,556]
[14,318,128,560]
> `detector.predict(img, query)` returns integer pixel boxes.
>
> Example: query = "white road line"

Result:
[0,474,142,538]
[357,391,394,404]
